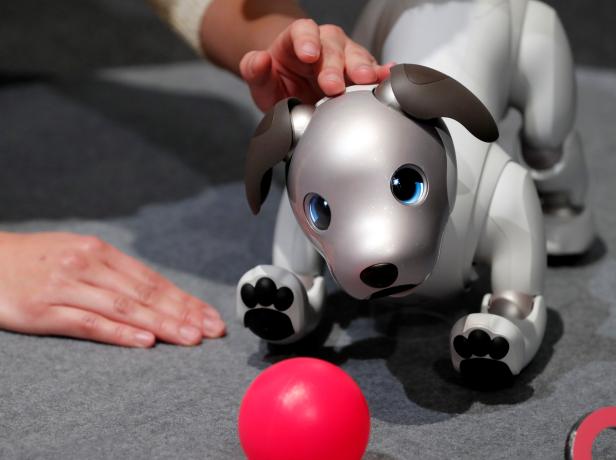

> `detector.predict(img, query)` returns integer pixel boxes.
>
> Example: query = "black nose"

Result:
[360,263,398,288]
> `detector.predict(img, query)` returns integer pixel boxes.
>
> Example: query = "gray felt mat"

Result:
[0,61,615,459]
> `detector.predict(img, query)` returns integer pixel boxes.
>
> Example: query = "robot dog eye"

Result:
[304,193,331,230]
[391,165,427,205]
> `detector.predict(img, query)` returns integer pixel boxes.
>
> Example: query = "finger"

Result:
[98,263,224,338]
[344,42,378,84]
[45,306,156,348]
[240,51,282,111]
[99,243,173,288]
[101,244,222,322]
[60,282,203,346]
[376,61,396,81]
[289,19,321,63]
[316,25,346,96]
[79,261,209,331]
[240,50,271,85]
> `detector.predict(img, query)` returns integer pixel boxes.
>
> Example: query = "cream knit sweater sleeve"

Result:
[147,0,214,54]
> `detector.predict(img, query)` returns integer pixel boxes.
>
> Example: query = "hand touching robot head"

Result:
[244,64,498,300]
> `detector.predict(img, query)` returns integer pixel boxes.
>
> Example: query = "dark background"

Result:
[1,0,614,76]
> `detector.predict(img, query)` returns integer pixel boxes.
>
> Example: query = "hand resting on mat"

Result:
[0,232,225,347]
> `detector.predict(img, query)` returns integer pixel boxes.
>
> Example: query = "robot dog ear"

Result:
[388,64,499,143]
[245,97,303,215]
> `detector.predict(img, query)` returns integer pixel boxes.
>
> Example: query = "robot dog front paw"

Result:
[450,313,526,389]
[237,265,316,344]
[240,277,295,341]
[452,329,514,389]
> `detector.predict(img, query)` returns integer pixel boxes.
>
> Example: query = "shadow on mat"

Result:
[0,78,253,221]
[247,280,565,422]
[548,237,607,267]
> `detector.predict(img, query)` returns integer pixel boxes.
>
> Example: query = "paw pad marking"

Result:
[240,277,296,341]
[453,329,509,360]
[241,277,294,311]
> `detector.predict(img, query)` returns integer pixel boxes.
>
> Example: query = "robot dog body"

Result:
[355,0,594,256]
[237,0,593,382]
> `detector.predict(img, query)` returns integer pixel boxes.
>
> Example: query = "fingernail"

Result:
[302,43,319,57]
[247,52,258,78]
[134,331,154,347]
[180,325,201,343]
[203,308,221,321]
[323,73,342,83]
[203,318,225,337]
[356,64,372,73]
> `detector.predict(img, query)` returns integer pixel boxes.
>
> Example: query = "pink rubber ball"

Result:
[238,357,370,460]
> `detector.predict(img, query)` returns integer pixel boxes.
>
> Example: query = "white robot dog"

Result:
[236,0,594,384]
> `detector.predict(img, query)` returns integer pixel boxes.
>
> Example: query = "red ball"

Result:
[238,357,370,460]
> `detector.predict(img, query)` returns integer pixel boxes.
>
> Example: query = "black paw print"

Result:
[241,277,294,311]
[453,330,513,390]
[240,277,295,341]
[453,329,509,360]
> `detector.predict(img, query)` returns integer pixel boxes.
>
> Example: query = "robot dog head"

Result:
[244,64,498,300]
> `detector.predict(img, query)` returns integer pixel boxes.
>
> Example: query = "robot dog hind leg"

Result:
[512,0,595,255]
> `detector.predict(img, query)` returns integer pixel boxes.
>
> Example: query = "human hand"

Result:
[239,19,393,111]
[0,232,225,347]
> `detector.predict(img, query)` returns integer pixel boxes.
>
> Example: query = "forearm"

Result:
[148,0,214,54]
[148,0,390,112]
[201,0,307,73]
[149,0,307,73]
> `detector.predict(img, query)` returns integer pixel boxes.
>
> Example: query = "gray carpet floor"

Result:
[0,62,615,459]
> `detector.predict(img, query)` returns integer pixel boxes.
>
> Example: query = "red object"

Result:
[238,357,370,460]
[567,406,616,460]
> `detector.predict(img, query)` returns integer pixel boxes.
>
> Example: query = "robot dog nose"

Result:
[360,263,398,288]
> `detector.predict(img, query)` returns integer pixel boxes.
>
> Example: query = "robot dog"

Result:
[237,0,594,382]
[354,0,594,256]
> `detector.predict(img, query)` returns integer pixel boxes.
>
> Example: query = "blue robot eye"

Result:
[391,165,427,205]
[305,194,331,230]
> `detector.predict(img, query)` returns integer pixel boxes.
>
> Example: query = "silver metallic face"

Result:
[286,89,452,300]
